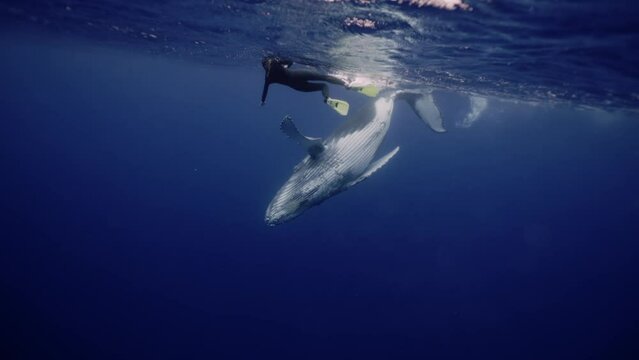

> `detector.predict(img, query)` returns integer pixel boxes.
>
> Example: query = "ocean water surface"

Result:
[1,1,638,359]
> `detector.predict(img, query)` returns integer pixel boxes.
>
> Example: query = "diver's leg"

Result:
[289,81,329,100]
[288,70,347,86]
[289,79,349,116]
[317,74,348,86]
[318,83,330,100]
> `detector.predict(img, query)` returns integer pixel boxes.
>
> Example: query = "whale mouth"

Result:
[264,205,289,227]
[264,209,296,227]
[264,215,279,227]
[265,203,304,226]
[265,194,308,226]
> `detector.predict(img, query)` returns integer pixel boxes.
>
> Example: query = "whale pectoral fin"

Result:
[347,146,400,188]
[407,93,446,133]
[280,115,325,157]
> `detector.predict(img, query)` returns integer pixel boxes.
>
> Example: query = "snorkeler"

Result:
[260,56,379,116]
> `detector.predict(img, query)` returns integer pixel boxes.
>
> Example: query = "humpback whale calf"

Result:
[265,90,445,226]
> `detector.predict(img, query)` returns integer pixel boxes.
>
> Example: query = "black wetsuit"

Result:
[261,58,347,104]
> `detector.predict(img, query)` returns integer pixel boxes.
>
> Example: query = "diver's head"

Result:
[262,57,273,72]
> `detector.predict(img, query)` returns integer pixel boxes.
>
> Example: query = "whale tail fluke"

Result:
[401,92,446,133]
[457,95,488,128]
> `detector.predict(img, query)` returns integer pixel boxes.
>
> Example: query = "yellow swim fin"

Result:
[326,98,349,116]
[354,85,379,98]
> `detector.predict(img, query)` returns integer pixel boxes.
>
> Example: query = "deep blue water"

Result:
[1,1,639,359]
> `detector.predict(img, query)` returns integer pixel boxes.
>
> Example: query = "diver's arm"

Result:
[261,77,270,105]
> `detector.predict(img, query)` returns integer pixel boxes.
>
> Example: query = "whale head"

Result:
[265,159,343,226]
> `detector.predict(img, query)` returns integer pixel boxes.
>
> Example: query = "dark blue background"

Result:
[1,33,638,359]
